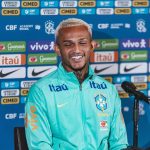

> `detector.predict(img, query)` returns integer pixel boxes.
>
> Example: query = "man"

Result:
[25,18,128,150]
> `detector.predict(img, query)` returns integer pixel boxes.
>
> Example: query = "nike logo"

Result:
[0,69,19,78]
[94,66,112,74]
[124,65,141,72]
[57,102,69,108]
[32,68,50,76]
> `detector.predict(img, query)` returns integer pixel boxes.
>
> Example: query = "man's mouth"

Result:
[72,55,83,59]
[71,55,84,62]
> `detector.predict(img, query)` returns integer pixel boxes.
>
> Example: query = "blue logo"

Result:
[78,8,95,15]
[21,9,39,15]
[89,81,107,89]
[132,8,148,14]
[41,1,58,7]
[45,20,55,34]
[28,41,54,52]
[49,84,68,92]
[95,94,107,111]
[1,81,19,89]
[97,1,114,7]
[113,76,130,84]
[21,97,27,103]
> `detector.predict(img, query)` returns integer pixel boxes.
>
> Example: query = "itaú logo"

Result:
[0,54,26,66]
[90,51,118,63]
[89,81,107,89]
[49,84,68,92]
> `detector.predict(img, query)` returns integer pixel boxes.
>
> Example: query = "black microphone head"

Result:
[121,81,150,104]
[121,81,136,94]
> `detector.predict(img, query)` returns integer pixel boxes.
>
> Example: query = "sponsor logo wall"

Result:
[0,0,150,149]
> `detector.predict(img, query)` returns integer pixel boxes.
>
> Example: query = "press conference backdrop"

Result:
[0,0,150,149]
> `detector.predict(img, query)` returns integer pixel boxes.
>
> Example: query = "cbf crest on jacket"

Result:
[25,63,128,150]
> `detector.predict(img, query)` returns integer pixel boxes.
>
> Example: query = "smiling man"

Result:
[54,20,95,83]
[25,18,128,150]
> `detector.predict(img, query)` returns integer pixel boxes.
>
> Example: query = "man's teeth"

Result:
[72,56,82,59]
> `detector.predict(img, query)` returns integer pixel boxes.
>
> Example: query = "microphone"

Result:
[121,81,150,104]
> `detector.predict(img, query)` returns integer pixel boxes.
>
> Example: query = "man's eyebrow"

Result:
[63,40,73,43]
[62,38,89,43]
[79,38,89,40]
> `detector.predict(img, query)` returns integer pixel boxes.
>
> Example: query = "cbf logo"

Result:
[136,19,147,33]
[45,20,55,34]
[94,93,107,111]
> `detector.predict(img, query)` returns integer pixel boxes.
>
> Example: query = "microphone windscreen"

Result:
[121,81,136,94]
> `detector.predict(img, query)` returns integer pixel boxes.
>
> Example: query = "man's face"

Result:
[55,25,94,72]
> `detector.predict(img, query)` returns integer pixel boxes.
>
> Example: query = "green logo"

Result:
[121,50,147,61]
[28,53,57,65]
[0,41,26,53]
[94,39,118,50]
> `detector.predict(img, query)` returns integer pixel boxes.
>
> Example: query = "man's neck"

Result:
[74,69,88,84]
[62,63,89,84]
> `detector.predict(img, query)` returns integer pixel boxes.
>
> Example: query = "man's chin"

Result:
[71,64,87,71]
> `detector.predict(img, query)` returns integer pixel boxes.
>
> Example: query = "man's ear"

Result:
[54,43,61,56]
[91,40,100,50]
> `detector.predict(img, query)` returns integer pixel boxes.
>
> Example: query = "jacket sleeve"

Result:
[25,84,53,150]
[108,85,128,150]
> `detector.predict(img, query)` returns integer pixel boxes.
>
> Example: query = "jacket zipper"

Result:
[79,82,88,148]
[79,76,93,148]
[80,84,82,91]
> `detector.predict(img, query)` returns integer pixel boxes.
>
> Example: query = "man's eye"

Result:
[64,43,72,46]
[80,42,87,45]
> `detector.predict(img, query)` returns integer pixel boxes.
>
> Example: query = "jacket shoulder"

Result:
[32,69,59,89]
[94,75,114,87]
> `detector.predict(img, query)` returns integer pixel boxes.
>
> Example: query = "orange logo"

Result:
[115,8,131,14]
[25,106,38,130]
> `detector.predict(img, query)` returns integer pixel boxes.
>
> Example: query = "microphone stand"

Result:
[133,98,139,148]
[121,81,150,150]
[125,96,143,150]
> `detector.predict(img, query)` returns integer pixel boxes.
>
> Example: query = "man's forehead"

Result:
[56,25,91,43]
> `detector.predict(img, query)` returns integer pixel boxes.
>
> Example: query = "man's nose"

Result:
[74,44,80,52]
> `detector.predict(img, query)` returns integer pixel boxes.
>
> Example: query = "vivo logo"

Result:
[120,39,148,49]
[28,41,54,52]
